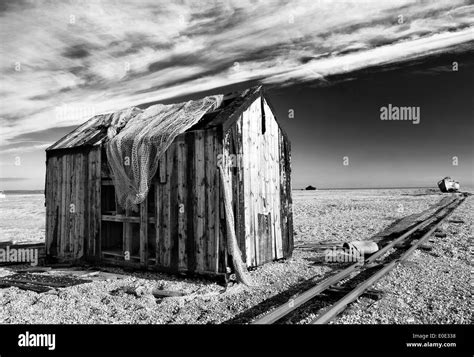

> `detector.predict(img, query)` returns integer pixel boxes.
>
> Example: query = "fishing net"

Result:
[106,95,223,211]
[218,164,254,286]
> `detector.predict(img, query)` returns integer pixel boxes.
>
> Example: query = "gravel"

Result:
[0,188,471,324]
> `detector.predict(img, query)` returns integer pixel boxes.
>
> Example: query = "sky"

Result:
[0,0,473,190]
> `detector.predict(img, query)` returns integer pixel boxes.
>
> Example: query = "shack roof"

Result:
[46,85,282,152]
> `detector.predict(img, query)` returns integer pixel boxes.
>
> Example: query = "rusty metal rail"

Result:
[251,195,464,325]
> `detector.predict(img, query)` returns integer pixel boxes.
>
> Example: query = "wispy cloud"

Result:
[1,0,473,147]
[0,143,50,155]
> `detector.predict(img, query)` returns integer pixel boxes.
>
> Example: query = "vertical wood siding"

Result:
[223,96,293,268]
[45,146,101,261]
[155,128,223,274]
[45,94,292,274]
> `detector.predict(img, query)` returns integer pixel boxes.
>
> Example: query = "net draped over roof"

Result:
[46,86,267,211]
[106,95,223,211]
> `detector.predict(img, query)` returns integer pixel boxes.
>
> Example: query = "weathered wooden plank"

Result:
[257,214,265,264]
[81,152,88,259]
[50,156,58,255]
[275,119,283,258]
[248,104,256,267]
[264,101,273,258]
[59,155,67,258]
[194,131,206,272]
[267,214,273,262]
[176,136,188,271]
[149,186,158,261]
[205,130,215,272]
[81,151,89,260]
[264,99,283,259]
[159,156,167,183]
[247,103,255,266]
[169,142,179,271]
[218,170,227,274]
[279,131,286,257]
[159,155,169,267]
[74,152,83,259]
[251,100,260,266]
[123,207,132,258]
[45,158,51,253]
[185,132,196,272]
[71,153,78,259]
[163,144,173,268]
[46,157,52,253]
[257,99,265,265]
[91,147,102,259]
[140,193,148,267]
[86,151,94,259]
[52,156,60,257]
[266,109,275,259]
[269,109,278,259]
[155,174,162,267]
[235,117,246,266]
[228,125,245,262]
[78,153,85,259]
[45,156,56,255]
[241,107,253,267]
[95,154,102,259]
[68,153,75,259]
[56,155,62,258]
[156,150,170,268]
[65,154,76,260]
[214,133,222,273]
[102,215,148,223]
[285,135,294,256]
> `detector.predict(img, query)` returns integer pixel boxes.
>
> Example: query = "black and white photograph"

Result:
[0,0,472,355]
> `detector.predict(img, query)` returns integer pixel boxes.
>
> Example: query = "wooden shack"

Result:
[44,86,293,277]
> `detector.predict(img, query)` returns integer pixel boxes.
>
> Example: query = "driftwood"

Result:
[47,269,127,281]
[0,272,91,294]
[3,278,68,288]
[79,271,100,277]
[0,276,90,288]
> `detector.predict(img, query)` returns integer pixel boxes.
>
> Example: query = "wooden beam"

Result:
[101,179,114,186]
[101,214,156,224]
[140,196,148,267]
[103,215,139,223]
[123,207,132,259]
[159,157,167,183]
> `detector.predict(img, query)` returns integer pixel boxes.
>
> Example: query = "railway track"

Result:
[252,193,467,324]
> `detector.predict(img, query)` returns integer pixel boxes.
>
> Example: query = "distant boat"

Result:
[0,191,5,199]
[305,185,317,191]
[437,177,460,193]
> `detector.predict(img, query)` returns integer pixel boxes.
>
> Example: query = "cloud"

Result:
[0,143,50,155]
[9,126,78,142]
[0,0,473,148]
